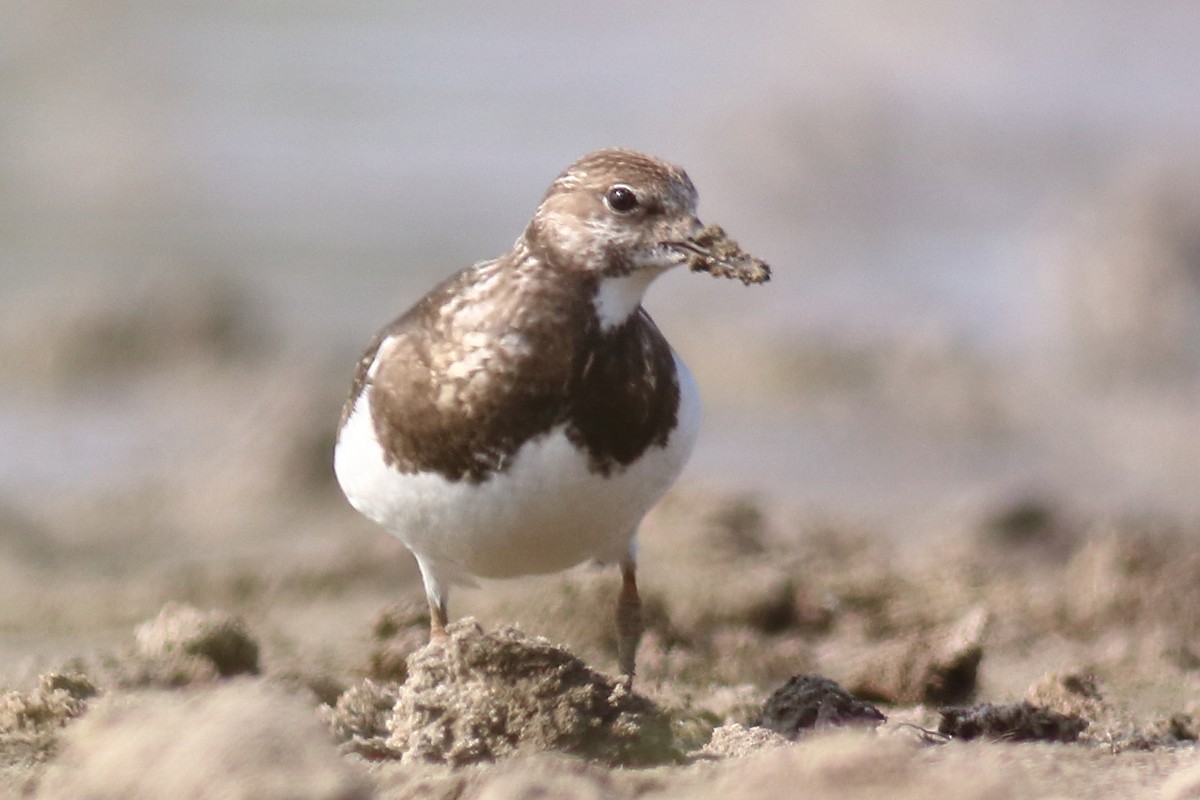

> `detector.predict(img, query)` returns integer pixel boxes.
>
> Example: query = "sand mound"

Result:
[103,603,260,688]
[390,620,677,766]
[0,673,98,769]
[699,724,791,759]
[846,606,987,706]
[321,679,401,760]
[0,673,97,734]
[329,619,677,767]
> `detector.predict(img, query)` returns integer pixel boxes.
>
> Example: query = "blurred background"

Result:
[1,2,1198,665]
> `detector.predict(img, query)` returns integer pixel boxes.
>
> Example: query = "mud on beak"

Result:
[667,221,771,286]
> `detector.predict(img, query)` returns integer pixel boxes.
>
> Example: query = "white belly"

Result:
[334,353,701,584]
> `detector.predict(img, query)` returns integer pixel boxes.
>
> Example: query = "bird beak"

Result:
[666,218,771,286]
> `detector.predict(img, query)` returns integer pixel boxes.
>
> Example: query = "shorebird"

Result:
[334,148,768,685]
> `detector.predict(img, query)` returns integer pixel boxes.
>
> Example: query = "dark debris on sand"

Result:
[754,674,886,740]
[938,701,1088,743]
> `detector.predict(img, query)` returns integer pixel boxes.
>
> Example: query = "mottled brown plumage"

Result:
[339,149,726,485]
[333,148,769,687]
[342,260,680,483]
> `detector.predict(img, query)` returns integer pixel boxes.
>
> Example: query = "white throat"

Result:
[592,270,661,331]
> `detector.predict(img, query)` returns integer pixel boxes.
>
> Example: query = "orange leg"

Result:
[616,557,643,688]
[417,555,449,643]
[428,594,449,642]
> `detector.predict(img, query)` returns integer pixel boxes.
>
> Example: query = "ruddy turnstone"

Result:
[334,148,769,685]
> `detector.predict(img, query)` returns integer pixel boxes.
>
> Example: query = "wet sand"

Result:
[3,446,1199,797]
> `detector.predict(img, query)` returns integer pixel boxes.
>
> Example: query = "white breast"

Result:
[333,352,701,586]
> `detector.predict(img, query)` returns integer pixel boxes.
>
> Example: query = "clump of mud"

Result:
[1023,671,1172,750]
[1025,672,1110,727]
[0,673,97,733]
[328,619,678,767]
[0,673,98,767]
[320,679,400,760]
[1,603,266,773]
[684,224,772,285]
[938,702,1088,743]
[846,606,987,706]
[937,671,1199,752]
[1141,713,1200,747]
[103,603,260,688]
[755,674,885,740]
[699,723,791,759]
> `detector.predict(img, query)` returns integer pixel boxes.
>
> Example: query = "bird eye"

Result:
[604,184,638,214]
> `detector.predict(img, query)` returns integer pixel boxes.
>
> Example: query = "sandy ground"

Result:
[3,367,1200,798]
[3,489,1200,799]
[1,226,1199,797]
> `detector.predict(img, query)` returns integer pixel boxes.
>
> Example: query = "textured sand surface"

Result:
[4,496,1200,798]
[1,237,1199,797]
